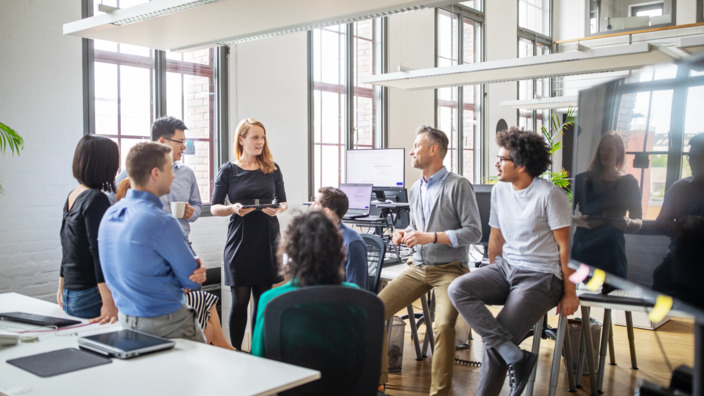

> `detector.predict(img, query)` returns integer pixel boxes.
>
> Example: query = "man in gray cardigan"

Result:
[378,126,482,396]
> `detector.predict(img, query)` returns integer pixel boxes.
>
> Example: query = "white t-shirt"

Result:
[489,177,571,278]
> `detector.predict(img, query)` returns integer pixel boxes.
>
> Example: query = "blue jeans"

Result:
[62,286,102,319]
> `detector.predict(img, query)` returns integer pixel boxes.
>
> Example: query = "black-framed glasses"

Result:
[164,137,187,146]
[496,156,514,164]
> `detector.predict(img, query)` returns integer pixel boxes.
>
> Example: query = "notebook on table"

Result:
[0,311,82,328]
[78,329,175,359]
[339,183,374,220]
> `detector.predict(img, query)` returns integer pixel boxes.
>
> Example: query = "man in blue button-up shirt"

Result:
[99,142,208,342]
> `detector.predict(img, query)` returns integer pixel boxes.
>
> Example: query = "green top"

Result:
[250,280,359,356]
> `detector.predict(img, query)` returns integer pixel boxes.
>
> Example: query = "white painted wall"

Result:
[0,0,83,301]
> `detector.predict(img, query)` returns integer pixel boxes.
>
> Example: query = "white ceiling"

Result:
[63,0,455,52]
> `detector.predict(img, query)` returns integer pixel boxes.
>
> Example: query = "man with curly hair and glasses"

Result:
[449,127,579,396]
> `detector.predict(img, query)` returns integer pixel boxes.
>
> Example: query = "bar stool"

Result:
[526,313,576,396]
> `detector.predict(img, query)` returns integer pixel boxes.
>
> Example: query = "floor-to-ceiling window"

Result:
[517,0,552,133]
[436,3,483,182]
[310,19,385,193]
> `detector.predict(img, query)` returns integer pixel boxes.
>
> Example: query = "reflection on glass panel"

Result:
[94,62,118,135]
[685,86,704,143]
[573,58,704,316]
[462,85,478,180]
[587,0,673,35]
[120,65,151,137]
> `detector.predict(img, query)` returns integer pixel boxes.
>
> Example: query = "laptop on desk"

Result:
[339,183,373,220]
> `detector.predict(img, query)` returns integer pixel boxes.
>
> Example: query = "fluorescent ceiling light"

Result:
[362,42,703,90]
[64,0,453,52]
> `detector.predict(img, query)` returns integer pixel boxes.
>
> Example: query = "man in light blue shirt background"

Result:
[99,141,207,342]
[115,116,202,241]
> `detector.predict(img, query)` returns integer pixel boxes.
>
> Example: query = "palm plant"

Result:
[0,122,25,195]
[541,106,575,201]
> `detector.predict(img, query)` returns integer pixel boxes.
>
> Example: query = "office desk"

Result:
[0,293,320,396]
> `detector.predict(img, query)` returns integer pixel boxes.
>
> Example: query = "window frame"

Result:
[435,4,485,182]
[308,18,387,198]
[81,0,228,208]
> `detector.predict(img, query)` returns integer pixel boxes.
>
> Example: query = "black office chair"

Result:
[361,233,386,294]
[262,286,385,396]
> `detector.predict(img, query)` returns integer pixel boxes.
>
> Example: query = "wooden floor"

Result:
[385,305,695,395]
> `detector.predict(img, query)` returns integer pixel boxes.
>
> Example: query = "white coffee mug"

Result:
[171,201,186,218]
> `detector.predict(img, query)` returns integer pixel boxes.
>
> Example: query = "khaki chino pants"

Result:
[378,260,468,396]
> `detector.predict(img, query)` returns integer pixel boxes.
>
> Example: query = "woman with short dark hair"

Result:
[57,135,119,323]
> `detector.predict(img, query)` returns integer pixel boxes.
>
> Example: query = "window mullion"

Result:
[154,50,167,118]
[345,23,354,151]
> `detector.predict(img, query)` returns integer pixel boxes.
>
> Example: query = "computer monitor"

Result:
[473,184,493,247]
[346,148,405,188]
[370,187,409,229]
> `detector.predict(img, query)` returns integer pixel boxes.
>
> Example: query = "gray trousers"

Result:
[448,257,563,396]
[119,304,206,343]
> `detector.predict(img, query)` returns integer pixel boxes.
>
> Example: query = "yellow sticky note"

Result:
[585,269,606,292]
[648,295,673,323]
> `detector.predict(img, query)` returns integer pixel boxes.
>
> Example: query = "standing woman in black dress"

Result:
[57,135,119,323]
[211,118,288,350]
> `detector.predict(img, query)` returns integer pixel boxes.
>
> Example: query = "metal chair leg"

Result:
[406,304,423,360]
[580,306,599,396]
[526,319,543,396]
[597,310,612,393]
[608,322,616,365]
[420,294,434,355]
[560,315,577,393]
[625,311,639,370]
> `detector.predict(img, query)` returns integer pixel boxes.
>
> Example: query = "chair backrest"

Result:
[263,286,385,396]
[360,233,386,294]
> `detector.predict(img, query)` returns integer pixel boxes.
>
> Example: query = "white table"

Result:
[0,293,320,396]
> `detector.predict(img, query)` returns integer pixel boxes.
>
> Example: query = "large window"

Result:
[86,0,222,202]
[310,19,385,193]
[517,1,552,133]
[436,5,483,182]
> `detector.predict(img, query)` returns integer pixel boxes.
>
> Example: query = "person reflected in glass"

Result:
[652,133,704,309]
[572,131,643,287]
[57,135,119,323]
[210,118,288,351]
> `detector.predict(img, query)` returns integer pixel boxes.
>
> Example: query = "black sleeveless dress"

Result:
[211,162,286,286]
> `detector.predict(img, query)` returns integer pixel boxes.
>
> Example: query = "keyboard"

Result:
[0,312,82,328]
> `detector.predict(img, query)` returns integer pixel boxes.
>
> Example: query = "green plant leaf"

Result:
[0,122,24,156]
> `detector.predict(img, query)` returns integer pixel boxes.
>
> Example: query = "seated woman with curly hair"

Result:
[250,209,358,356]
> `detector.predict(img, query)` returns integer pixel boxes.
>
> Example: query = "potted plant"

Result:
[0,122,24,194]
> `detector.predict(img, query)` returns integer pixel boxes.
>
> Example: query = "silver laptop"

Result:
[339,183,374,220]
[78,329,175,359]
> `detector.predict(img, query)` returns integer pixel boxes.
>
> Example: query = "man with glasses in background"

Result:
[378,125,482,396]
[116,116,202,249]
